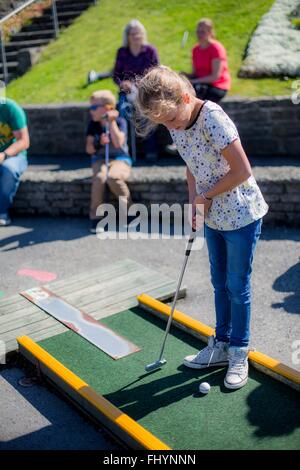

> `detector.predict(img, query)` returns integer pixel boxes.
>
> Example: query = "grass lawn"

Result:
[6,0,295,104]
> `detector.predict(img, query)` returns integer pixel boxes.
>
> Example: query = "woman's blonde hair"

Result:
[196,18,216,39]
[122,19,148,48]
[90,90,116,108]
[135,65,195,137]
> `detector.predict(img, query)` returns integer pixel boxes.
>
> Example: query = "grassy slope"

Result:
[6,0,294,104]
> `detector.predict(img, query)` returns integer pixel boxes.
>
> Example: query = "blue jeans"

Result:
[204,218,262,347]
[0,152,28,215]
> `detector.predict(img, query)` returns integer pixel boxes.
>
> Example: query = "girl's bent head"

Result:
[136,66,195,133]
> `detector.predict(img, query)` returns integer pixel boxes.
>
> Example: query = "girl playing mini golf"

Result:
[136,65,268,390]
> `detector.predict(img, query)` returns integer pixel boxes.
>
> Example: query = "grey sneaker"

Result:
[183,336,229,369]
[87,70,98,84]
[224,346,249,390]
[0,213,11,226]
[165,143,178,155]
[90,218,105,234]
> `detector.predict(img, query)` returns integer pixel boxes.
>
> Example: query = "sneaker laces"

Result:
[195,336,217,366]
[228,350,248,375]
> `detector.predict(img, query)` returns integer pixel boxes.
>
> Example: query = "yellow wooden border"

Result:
[137,293,300,387]
[17,294,299,450]
[17,335,170,450]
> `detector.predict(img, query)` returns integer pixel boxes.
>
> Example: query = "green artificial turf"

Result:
[38,307,300,450]
[6,0,295,104]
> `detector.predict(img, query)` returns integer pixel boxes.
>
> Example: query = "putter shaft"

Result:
[145,229,196,372]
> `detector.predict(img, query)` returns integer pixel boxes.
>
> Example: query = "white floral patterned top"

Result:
[170,100,269,231]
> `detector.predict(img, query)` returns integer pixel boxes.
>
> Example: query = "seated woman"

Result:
[166,18,231,155]
[113,19,160,162]
[188,18,231,103]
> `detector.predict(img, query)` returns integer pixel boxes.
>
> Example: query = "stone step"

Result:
[21,19,73,32]
[9,30,56,43]
[43,3,92,14]
[56,0,95,3]
[13,163,300,226]
[0,72,14,81]
[0,1,95,83]
[0,61,18,72]
[4,38,51,52]
[1,50,19,60]
[56,0,95,4]
[26,10,86,25]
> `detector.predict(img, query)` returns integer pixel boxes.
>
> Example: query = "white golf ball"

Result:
[199,382,210,394]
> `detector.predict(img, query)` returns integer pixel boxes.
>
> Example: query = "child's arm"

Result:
[109,120,125,148]
[186,166,197,202]
[105,110,125,149]
[86,135,96,155]
[0,127,29,162]
[191,59,222,84]
[187,167,200,228]
[204,140,252,199]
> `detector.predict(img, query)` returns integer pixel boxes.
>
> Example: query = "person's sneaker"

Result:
[87,70,98,85]
[0,213,11,226]
[183,335,229,369]
[224,346,249,390]
[165,143,178,155]
[90,218,105,234]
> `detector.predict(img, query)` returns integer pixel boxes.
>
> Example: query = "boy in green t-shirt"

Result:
[0,98,30,226]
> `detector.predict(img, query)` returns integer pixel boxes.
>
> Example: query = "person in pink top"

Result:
[188,18,231,103]
[166,18,231,155]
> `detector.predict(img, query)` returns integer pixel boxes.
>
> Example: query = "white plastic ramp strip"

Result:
[21,287,141,360]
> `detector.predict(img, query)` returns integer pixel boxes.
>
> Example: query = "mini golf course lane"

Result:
[37,307,300,450]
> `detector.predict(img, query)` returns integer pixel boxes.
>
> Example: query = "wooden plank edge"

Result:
[137,293,300,392]
[17,335,171,451]
[151,285,187,303]
[2,284,185,354]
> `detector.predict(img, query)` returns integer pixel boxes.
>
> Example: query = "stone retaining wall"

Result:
[13,165,300,226]
[24,96,300,158]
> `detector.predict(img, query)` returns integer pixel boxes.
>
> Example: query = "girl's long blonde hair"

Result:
[135,65,195,137]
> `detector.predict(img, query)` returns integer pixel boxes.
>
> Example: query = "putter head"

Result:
[145,359,167,372]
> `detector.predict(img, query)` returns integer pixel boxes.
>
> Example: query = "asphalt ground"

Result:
[0,367,121,450]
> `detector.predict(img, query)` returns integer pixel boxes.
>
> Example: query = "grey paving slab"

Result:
[0,367,121,450]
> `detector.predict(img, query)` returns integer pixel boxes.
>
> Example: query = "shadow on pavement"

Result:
[0,367,118,450]
[272,261,300,314]
[0,217,90,252]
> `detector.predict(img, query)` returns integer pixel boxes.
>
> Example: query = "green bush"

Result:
[291,17,300,29]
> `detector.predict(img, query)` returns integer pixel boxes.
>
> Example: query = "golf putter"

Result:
[104,122,110,182]
[102,117,110,204]
[126,85,138,163]
[101,106,113,187]
[120,100,136,163]
[145,228,197,372]
[130,116,137,163]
